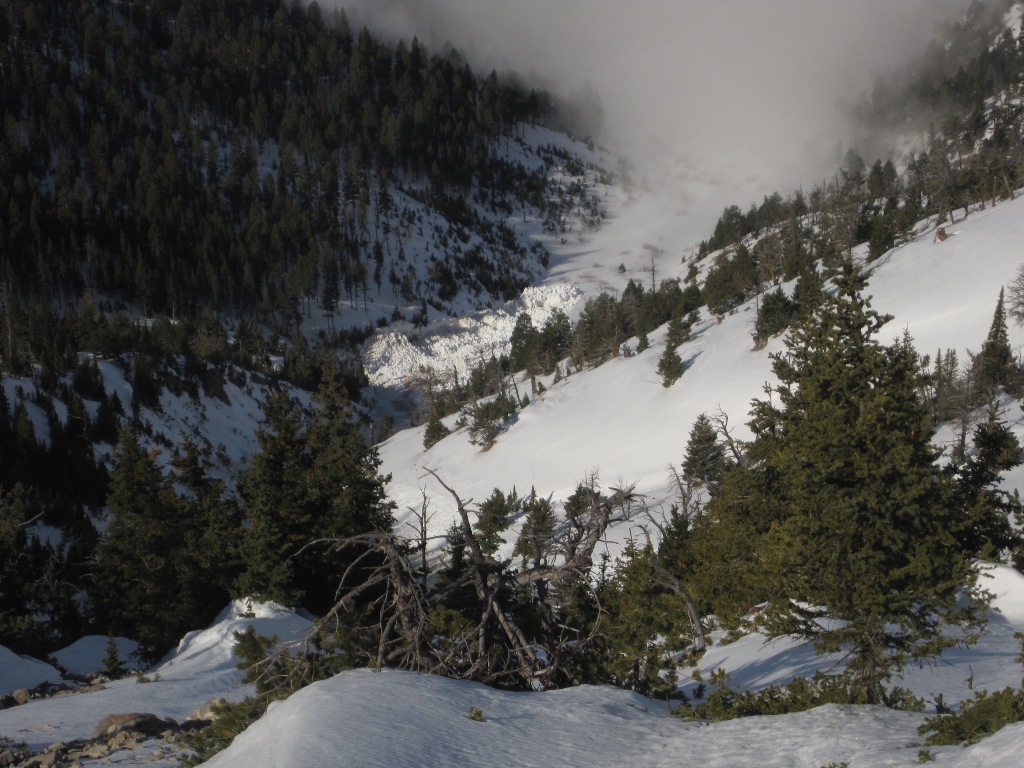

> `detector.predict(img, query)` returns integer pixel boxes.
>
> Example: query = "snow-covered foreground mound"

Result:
[0,601,311,753]
[205,668,913,768]
[202,567,1024,768]
[203,668,1023,768]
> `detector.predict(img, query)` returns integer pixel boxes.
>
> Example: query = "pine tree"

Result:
[302,368,394,611]
[709,261,982,699]
[598,541,687,696]
[475,487,516,556]
[102,633,126,678]
[236,392,310,607]
[657,344,683,387]
[682,413,726,490]
[423,408,450,450]
[238,370,394,614]
[514,489,556,566]
[94,424,191,659]
[973,288,1020,398]
[943,406,1024,561]
[792,266,824,318]
[0,484,42,653]
[754,287,798,345]
[169,437,241,626]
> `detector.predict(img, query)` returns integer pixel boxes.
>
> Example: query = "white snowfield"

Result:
[202,669,1024,768]
[379,182,1024,570]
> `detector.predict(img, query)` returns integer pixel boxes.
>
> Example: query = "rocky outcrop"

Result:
[2,710,207,767]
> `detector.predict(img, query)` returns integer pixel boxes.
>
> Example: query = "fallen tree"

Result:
[311,471,639,689]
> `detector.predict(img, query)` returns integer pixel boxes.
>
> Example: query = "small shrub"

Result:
[919,687,1024,746]
[467,706,486,722]
[102,634,126,678]
[919,631,1024,746]
[677,670,923,722]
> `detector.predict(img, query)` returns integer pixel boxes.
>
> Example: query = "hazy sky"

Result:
[328,0,974,235]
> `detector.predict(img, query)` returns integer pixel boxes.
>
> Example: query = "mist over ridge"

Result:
[323,0,977,241]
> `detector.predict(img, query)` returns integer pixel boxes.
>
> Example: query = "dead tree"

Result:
[310,471,637,689]
[712,407,746,465]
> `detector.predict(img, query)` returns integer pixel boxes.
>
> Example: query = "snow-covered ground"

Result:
[0,602,310,755]
[4,566,1022,767]
[201,668,1024,768]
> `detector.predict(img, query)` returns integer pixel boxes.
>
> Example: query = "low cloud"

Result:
[327,0,974,236]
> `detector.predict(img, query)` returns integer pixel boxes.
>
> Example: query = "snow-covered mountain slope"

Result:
[1,358,312,488]
[379,188,1024,561]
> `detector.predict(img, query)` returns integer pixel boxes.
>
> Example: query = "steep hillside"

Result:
[379,178,1024,559]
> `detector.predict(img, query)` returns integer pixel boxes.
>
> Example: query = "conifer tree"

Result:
[942,406,1024,561]
[102,633,126,678]
[169,437,241,624]
[792,266,824,318]
[423,408,450,450]
[706,261,982,699]
[682,413,726,490]
[94,425,192,658]
[0,484,40,653]
[238,370,394,614]
[475,487,516,556]
[236,392,310,607]
[754,287,797,345]
[657,343,683,387]
[514,489,556,566]
[973,288,1019,398]
[658,311,699,387]
[598,541,687,696]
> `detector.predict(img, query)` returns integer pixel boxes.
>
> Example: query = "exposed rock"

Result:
[10,690,31,705]
[20,750,60,768]
[90,713,177,740]
[77,744,108,760]
[185,697,227,723]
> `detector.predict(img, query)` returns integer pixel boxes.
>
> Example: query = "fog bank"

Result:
[328,0,975,239]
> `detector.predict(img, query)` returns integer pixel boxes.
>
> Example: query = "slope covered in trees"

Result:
[0,0,586,380]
